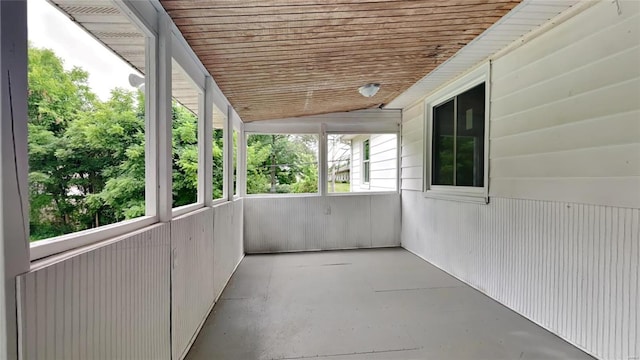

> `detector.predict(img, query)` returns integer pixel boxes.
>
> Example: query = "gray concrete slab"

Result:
[186,248,593,360]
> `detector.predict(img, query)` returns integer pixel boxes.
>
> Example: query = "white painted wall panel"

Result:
[490,0,640,207]
[171,208,215,360]
[16,201,246,360]
[244,194,400,253]
[213,199,244,301]
[17,224,171,360]
[401,191,639,360]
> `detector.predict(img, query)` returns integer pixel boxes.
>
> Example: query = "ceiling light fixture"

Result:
[358,83,380,98]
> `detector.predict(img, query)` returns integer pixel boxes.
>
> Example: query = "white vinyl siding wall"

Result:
[401,104,424,192]
[400,1,640,359]
[351,134,398,192]
[490,0,640,208]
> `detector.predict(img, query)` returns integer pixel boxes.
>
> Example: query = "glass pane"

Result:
[432,100,455,186]
[212,106,225,200]
[27,0,147,241]
[171,60,200,207]
[327,134,397,193]
[246,134,318,194]
[456,84,485,187]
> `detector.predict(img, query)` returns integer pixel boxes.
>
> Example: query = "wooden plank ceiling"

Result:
[161,0,521,122]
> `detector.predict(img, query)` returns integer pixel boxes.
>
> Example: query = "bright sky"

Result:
[27,0,140,100]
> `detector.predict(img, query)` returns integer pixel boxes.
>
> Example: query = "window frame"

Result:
[325,131,400,196]
[210,100,227,205]
[243,132,321,197]
[424,63,490,204]
[28,1,159,261]
[170,55,206,216]
[362,138,371,185]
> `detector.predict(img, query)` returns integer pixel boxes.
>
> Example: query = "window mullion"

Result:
[202,77,214,206]
[453,96,457,186]
[157,13,173,221]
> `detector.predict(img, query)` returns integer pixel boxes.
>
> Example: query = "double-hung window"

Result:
[362,139,371,184]
[425,64,489,203]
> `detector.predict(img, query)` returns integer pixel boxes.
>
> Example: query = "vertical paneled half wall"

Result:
[15,199,245,360]
[401,193,639,360]
[213,199,244,299]
[244,194,400,253]
[16,224,171,360]
[171,200,244,359]
[171,208,215,360]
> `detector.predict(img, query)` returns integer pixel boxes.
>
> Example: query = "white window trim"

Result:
[29,2,160,261]
[361,137,370,186]
[325,131,399,196]
[243,132,321,197]
[30,216,157,261]
[27,2,240,261]
[423,62,490,204]
[170,49,206,211]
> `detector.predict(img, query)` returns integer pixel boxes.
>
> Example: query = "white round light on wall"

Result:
[358,83,380,98]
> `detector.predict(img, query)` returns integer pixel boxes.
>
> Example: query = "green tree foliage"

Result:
[27,45,319,241]
[28,45,204,240]
[246,134,318,194]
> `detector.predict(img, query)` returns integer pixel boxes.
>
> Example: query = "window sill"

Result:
[327,191,398,197]
[30,215,158,261]
[172,202,205,218]
[423,189,488,204]
[244,193,320,199]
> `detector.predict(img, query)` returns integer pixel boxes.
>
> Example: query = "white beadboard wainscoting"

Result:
[16,199,244,360]
[171,208,215,360]
[172,200,244,359]
[212,199,244,303]
[401,191,639,360]
[244,194,400,253]
[16,224,172,360]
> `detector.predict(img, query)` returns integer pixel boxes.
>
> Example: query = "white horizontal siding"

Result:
[17,224,171,360]
[351,134,398,192]
[244,194,400,253]
[490,0,640,207]
[400,103,423,191]
[401,191,639,360]
[387,1,582,109]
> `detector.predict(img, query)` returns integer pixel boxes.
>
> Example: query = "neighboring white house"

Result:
[349,134,397,192]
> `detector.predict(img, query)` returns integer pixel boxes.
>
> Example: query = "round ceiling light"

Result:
[358,83,380,98]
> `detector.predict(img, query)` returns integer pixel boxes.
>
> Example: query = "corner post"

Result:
[0,0,31,357]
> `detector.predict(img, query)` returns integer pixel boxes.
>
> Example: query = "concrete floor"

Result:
[186,248,593,360]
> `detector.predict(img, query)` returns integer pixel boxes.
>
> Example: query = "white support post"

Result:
[225,105,234,201]
[202,77,214,207]
[319,124,328,196]
[157,13,172,221]
[238,123,246,197]
[0,0,30,358]
[145,35,158,217]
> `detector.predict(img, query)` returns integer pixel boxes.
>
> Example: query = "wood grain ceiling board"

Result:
[162,0,521,122]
